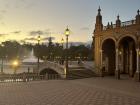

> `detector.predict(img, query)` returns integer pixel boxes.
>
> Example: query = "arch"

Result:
[118,36,136,77]
[102,38,116,75]
[101,37,117,49]
[39,68,59,75]
[117,35,137,46]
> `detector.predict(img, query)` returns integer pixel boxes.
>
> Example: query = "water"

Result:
[2,63,34,74]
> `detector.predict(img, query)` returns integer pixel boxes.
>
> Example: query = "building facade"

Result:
[93,7,140,81]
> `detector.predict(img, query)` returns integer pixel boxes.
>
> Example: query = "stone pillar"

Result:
[100,49,104,77]
[134,48,140,81]
[129,50,133,77]
[100,50,103,68]
[115,48,120,79]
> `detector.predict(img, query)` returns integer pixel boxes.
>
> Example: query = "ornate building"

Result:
[93,7,140,81]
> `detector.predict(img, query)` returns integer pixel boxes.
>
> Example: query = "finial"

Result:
[98,6,101,15]
[111,22,113,28]
[117,14,120,20]
[98,6,101,11]
[137,9,140,15]
[107,22,110,25]
[107,22,110,28]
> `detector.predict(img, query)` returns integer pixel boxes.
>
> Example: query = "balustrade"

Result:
[103,20,136,30]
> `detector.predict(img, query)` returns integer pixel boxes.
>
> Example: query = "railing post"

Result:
[23,73,26,82]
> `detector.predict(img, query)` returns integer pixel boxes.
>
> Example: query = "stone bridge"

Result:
[38,61,66,78]
[36,61,94,79]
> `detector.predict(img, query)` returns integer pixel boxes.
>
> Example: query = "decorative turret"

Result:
[116,15,121,28]
[110,22,113,28]
[95,6,103,32]
[136,9,140,24]
[107,22,110,29]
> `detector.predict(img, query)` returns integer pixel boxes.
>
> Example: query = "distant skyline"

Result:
[0,0,140,43]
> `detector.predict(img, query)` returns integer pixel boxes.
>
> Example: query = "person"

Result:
[101,66,105,77]
[77,58,81,64]
[61,59,64,65]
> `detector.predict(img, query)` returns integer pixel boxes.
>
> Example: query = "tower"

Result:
[95,6,103,32]
[93,7,103,73]
[136,9,140,24]
[116,15,121,28]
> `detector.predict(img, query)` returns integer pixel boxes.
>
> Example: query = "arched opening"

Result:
[102,39,116,75]
[40,68,59,75]
[118,36,136,77]
[40,68,60,79]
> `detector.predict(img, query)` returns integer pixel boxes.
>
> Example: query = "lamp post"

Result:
[65,26,70,78]
[61,38,64,64]
[61,38,64,48]
[37,35,41,74]
[1,44,4,74]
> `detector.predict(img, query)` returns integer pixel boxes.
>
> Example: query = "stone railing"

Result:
[0,73,43,82]
[0,73,63,83]
[79,61,95,71]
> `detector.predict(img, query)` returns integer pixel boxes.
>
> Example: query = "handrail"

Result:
[80,61,95,71]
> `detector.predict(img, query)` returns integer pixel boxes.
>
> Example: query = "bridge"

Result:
[37,61,96,79]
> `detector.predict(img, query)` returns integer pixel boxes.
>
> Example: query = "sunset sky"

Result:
[0,0,140,44]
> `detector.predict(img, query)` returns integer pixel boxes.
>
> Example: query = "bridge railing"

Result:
[45,61,65,74]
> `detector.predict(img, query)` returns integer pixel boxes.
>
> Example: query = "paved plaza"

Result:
[0,77,140,105]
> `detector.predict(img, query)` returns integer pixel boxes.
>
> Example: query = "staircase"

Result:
[67,66,97,79]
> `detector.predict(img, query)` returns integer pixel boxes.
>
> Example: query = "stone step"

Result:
[67,69,97,79]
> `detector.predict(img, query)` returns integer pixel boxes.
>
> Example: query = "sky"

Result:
[0,0,140,44]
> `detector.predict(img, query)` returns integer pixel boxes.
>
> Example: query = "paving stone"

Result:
[0,77,139,105]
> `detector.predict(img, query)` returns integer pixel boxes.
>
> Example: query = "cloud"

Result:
[43,37,55,41]
[24,37,36,41]
[0,22,5,26]
[29,30,45,36]
[80,27,89,31]
[11,31,21,34]
[29,29,52,36]
[0,10,7,20]
[14,0,35,9]
[0,10,7,14]
[23,36,56,43]
[0,33,8,37]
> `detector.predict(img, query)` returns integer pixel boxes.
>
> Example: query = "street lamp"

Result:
[61,38,64,48]
[12,60,19,74]
[65,26,70,78]
[37,35,41,74]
